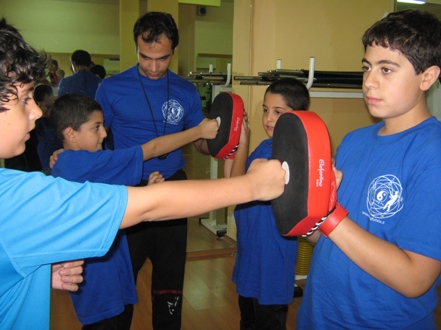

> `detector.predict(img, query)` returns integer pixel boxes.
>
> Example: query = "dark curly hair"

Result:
[133,12,179,51]
[362,10,441,76]
[0,18,48,111]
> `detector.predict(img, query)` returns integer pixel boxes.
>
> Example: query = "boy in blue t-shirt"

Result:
[0,17,287,329]
[50,93,219,328]
[297,10,441,329]
[224,78,310,330]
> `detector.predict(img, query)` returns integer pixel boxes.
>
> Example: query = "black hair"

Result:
[33,84,53,103]
[71,50,92,67]
[362,9,441,75]
[0,17,48,111]
[90,64,106,79]
[50,94,102,141]
[133,12,179,50]
[50,59,58,67]
[265,78,310,110]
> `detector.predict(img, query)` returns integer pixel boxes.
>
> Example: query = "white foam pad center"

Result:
[282,161,290,185]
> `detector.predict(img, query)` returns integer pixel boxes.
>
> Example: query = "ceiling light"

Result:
[397,0,425,4]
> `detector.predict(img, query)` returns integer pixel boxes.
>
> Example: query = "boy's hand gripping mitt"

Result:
[207,92,244,160]
[271,111,347,237]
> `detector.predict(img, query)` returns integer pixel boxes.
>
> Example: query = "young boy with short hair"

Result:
[224,78,310,330]
[49,93,218,328]
[0,17,286,329]
[297,10,441,329]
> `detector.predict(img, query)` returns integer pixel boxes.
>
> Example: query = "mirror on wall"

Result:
[46,53,119,80]
[195,54,232,73]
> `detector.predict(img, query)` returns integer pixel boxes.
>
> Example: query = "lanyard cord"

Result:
[137,66,170,138]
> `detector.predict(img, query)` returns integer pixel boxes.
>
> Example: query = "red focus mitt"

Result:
[207,92,244,160]
[271,111,334,236]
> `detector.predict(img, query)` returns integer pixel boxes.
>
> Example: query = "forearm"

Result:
[121,177,256,226]
[121,158,285,228]
[230,120,250,178]
[194,139,210,155]
[230,141,248,178]
[142,127,204,160]
[329,216,441,297]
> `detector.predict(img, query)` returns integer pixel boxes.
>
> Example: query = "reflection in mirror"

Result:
[46,53,119,81]
[195,53,232,73]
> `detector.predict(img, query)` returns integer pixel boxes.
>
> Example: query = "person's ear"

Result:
[63,126,76,143]
[421,65,441,91]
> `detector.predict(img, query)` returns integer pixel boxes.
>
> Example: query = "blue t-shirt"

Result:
[0,169,126,329]
[297,117,441,329]
[58,70,101,99]
[51,147,143,324]
[233,138,297,305]
[35,117,63,172]
[95,66,203,179]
